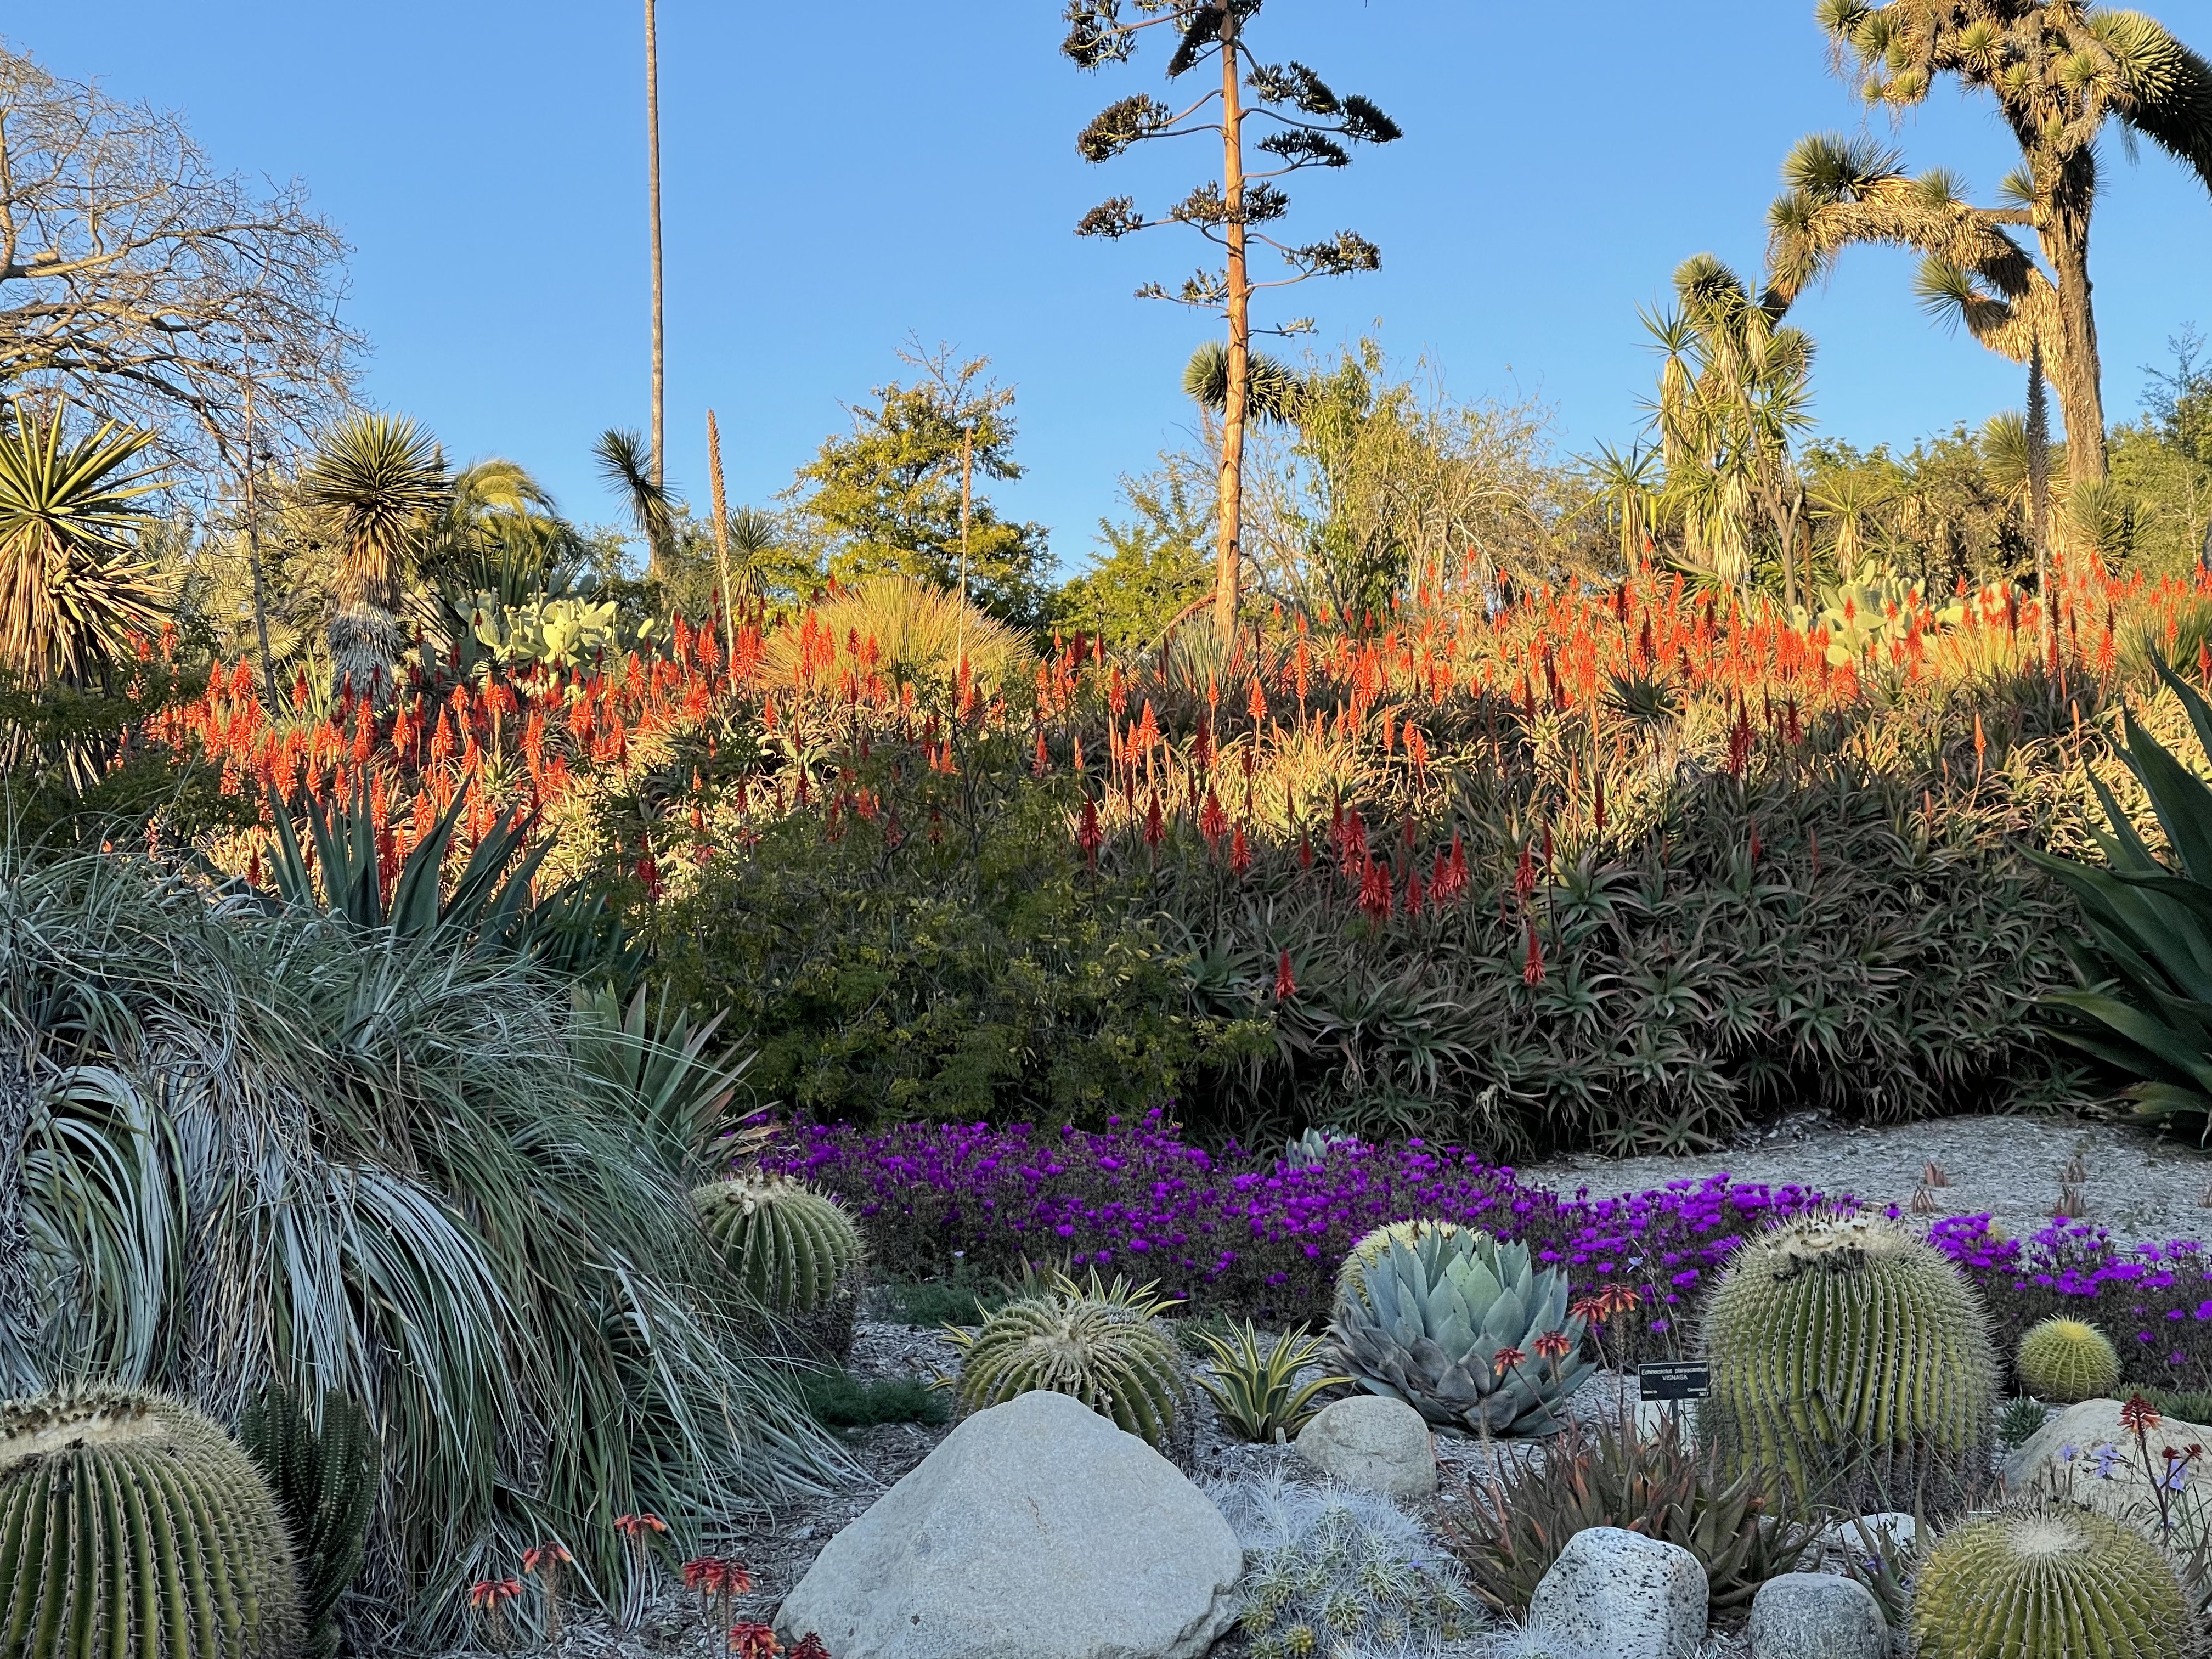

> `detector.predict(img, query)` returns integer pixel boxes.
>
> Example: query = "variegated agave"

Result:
[1328,1230,1589,1437]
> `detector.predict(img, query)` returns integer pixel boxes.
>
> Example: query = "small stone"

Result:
[1527,1526,1707,1659]
[1294,1396,1436,1498]
[1747,1572,1887,1659]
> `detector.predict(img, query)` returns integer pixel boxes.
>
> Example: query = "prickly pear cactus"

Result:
[2016,1316,2122,1404]
[0,1387,301,1659]
[1700,1210,1997,1505]
[1912,1505,2187,1659]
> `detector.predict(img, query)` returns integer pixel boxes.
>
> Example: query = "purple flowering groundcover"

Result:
[764,1111,2212,1389]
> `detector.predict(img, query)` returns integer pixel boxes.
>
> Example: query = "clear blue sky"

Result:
[21,2,2212,575]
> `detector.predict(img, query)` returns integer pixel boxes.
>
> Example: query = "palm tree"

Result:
[594,428,676,581]
[301,414,449,700]
[0,399,166,690]
[1767,3,2212,486]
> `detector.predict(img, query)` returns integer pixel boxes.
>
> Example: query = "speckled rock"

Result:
[1527,1527,1708,1659]
[1747,1572,1887,1659]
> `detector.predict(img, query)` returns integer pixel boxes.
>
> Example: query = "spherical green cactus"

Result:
[694,1173,865,1313]
[1912,1505,2188,1659]
[2016,1316,2122,1404]
[1334,1219,1489,1314]
[1701,1210,1997,1505]
[0,1387,302,1659]
[949,1270,1189,1448]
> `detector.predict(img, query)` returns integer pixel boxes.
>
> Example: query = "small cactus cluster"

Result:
[949,1269,1189,1448]
[1701,1210,1997,1505]
[1213,1472,1473,1659]
[240,1384,381,1659]
[1,1387,302,1659]
[2015,1316,2122,1404]
[1911,1504,2188,1659]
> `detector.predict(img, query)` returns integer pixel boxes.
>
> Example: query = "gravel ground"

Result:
[1525,1108,2212,1244]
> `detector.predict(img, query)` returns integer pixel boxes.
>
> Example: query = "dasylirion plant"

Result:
[1911,1505,2188,1659]
[1334,1218,1488,1313]
[240,1384,381,1659]
[1212,1471,1475,1659]
[0,1387,303,1659]
[1329,1228,1590,1437]
[693,1172,866,1313]
[1701,1211,1998,1505]
[948,1269,1190,1448]
[2016,1316,2123,1404]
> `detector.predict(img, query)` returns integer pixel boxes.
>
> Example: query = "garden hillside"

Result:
[92,545,2212,1158]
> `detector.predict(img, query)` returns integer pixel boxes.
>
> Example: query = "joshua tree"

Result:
[1061,0,1401,640]
[1765,2,2212,486]
[301,414,448,700]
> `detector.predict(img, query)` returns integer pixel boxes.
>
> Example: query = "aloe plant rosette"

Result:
[1327,1230,1591,1436]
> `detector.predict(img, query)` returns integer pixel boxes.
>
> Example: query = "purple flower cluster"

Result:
[768,1111,2212,1386]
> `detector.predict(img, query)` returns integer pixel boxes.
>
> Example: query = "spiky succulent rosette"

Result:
[1333,1218,1489,1314]
[0,1387,302,1659]
[1329,1229,1589,1437]
[1701,1210,1996,1504]
[1911,1504,2187,1659]
[949,1271,1189,1448]
[2016,1316,2122,1404]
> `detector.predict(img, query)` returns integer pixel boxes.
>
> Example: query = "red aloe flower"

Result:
[1533,1329,1573,1363]
[1076,797,1104,868]
[2124,1394,2164,1434]
[1491,1346,1527,1376]
[1143,790,1165,851]
[730,1624,781,1659]
[1522,920,1545,986]
[788,1636,831,1659]
[1274,950,1297,1002]
[1199,789,1228,844]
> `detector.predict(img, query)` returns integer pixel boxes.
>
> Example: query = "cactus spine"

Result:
[1701,1211,1997,1504]
[2016,1316,2123,1404]
[0,1387,301,1659]
[1911,1505,2187,1659]
[694,1173,865,1312]
[240,1385,381,1659]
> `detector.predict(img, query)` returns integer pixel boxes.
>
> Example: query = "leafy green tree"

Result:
[1060,0,1402,640]
[1768,3,2212,485]
[2109,327,2212,574]
[300,414,448,699]
[1054,456,1214,649]
[791,347,1048,626]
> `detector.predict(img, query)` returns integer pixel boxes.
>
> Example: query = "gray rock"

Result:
[1294,1395,1436,1498]
[1526,1527,1708,1659]
[2004,1397,2212,1544]
[773,1389,1243,1659]
[1819,1511,1918,1556]
[1747,1572,1887,1659]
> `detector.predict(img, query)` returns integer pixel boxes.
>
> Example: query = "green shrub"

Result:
[882,1267,1010,1328]
[0,1387,302,1659]
[240,1385,380,1659]
[1701,1211,1997,1508]
[799,1373,950,1431]
[1912,1505,2188,1659]
[1442,1413,1819,1616]
[948,1270,1189,1447]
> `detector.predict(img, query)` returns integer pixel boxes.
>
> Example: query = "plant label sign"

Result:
[1638,1361,1711,1402]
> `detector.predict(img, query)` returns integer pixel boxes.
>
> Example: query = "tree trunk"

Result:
[1212,9,1248,644]
[2038,159,2107,487]
[645,0,667,514]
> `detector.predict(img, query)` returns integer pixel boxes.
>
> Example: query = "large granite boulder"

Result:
[1294,1395,1435,1498]
[1747,1572,1887,1659]
[774,1389,1243,1659]
[2004,1397,2212,1543]
[1526,1527,1707,1659]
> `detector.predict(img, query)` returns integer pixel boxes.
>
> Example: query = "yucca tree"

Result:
[1767,3,2212,487]
[302,413,449,700]
[1806,464,1895,580]
[1583,440,1663,572]
[595,426,677,581]
[0,399,165,690]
